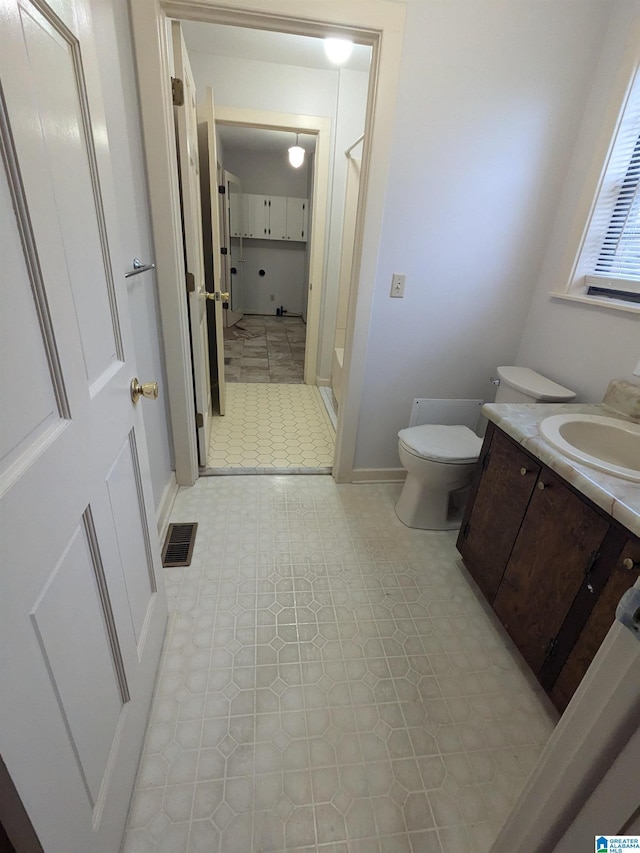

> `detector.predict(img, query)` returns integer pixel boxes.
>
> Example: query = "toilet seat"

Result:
[398,425,482,464]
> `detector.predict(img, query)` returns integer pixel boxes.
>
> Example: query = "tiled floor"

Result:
[123,476,558,853]
[207,384,335,472]
[224,316,306,384]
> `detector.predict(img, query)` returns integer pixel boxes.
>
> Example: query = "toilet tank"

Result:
[494,366,576,403]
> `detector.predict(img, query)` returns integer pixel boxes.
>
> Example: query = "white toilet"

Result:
[395,366,576,530]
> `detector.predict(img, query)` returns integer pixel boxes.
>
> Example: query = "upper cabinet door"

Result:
[268,196,287,239]
[245,193,268,238]
[286,197,308,241]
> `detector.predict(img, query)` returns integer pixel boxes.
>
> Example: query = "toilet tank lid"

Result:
[398,425,482,462]
[496,366,577,402]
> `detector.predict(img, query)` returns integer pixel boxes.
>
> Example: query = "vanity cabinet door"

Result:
[550,535,640,711]
[493,469,610,674]
[458,427,540,601]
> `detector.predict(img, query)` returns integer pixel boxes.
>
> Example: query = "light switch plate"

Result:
[634,359,640,377]
[390,273,406,298]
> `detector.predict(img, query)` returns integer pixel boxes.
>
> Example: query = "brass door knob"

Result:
[220,292,230,301]
[131,378,159,404]
[205,292,230,302]
[623,557,639,571]
[520,467,528,476]
[537,481,547,491]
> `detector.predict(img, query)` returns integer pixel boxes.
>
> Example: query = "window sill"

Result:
[549,291,640,316]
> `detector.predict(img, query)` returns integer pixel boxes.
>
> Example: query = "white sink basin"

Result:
[540,414,640,482]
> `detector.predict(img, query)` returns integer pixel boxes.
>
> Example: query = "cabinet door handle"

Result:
[623,557,639,570]
[520,467,528,476]
[537,481,548,491]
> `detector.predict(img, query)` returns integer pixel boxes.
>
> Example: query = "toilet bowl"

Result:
[395,367,577,530]
[395,425,482,529]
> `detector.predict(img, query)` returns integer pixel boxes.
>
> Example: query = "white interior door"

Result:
[0,1,167,851]
[172,21,210,464]
[224,170,245,328]
[197,88,226,416]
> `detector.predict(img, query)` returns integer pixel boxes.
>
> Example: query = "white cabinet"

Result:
[268,196,287,239]
[235,193,308,242]
[286,197,308,241]
[244,193,268,239]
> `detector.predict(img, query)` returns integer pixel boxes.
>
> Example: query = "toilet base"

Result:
[395,473,469,530]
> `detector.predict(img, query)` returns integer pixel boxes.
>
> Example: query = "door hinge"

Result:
[220,247,228,255]
[195,412,204,429]
[481,451,491,471]
[186,271,196,292]
[545,637,558,659]
[218,184,226,194]
[171,77,184,107]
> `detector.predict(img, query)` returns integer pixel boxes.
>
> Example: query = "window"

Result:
[573,67,640,306]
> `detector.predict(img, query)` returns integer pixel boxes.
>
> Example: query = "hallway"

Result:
[123,476,557,853]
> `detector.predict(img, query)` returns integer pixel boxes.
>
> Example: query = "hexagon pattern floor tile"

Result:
[207,384,335,471]
[123,476,558,853]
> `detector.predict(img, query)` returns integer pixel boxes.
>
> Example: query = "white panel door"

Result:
[0,1,167,851]
[172,21,210,464]
[224,171,245,328]
[197,88,226,416]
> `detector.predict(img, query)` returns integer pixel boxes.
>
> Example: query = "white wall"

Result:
[185,48,369,380]
[240,244,306,314]
[516,1,640,401]
[222,148,309,197]
[353,0,612,471]
[91,0,174,509]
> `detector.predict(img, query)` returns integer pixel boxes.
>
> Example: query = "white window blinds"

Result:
[580,67,640,301]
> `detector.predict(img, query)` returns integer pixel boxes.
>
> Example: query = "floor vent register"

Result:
[161,522,198,567]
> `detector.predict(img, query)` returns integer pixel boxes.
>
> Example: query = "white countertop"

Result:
[482,402,640,539]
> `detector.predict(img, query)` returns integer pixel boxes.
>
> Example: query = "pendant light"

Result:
[324,37,353,65]
[288,134,305,168]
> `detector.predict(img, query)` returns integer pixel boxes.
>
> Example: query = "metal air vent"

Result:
[162,522,198,567]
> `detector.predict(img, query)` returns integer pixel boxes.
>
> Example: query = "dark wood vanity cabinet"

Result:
[457,421,640,712]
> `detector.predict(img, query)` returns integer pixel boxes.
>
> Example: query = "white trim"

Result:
[351,468,406,484]
[554,9,640,313]
[129,0,406,486]
[550,291,640,316]
[130,0,199,486]
[215,105,331,386]
[316,377,331,387]
[156,474,179,542]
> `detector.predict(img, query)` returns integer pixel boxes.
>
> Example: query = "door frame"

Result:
[129,0,407,486]
[215,105,331,388]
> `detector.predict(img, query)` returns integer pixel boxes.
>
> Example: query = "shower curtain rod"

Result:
[345,133,364,158]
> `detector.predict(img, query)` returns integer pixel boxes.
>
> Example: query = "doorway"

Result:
[129,0,406,487]
[177,25,370,472]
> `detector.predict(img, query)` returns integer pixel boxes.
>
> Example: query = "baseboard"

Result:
[351,468,407,484]
[315,376,331,387]
[156,474,179,541]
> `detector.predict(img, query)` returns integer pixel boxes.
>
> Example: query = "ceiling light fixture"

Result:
[288,134,305,168]
[324,37,353,65]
